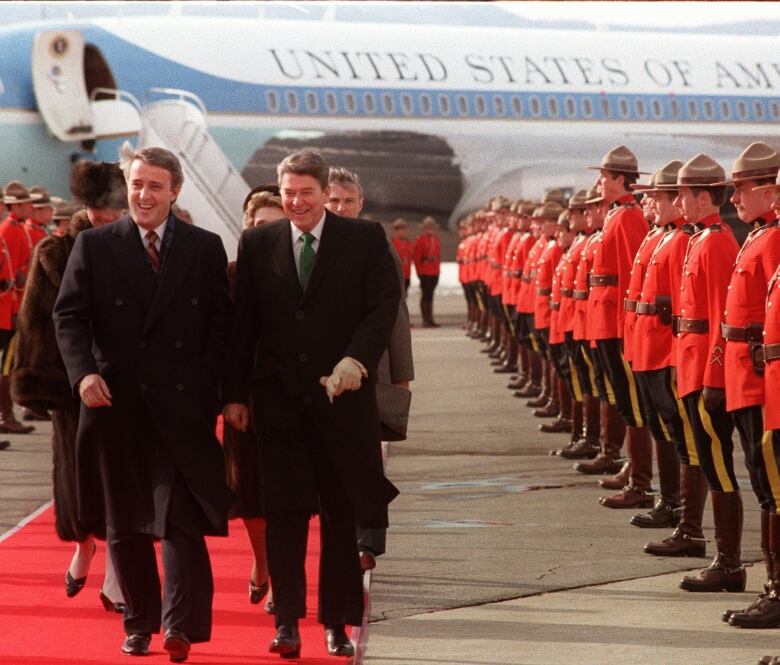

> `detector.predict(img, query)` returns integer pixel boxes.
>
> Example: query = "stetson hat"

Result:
[557,209,571,228]
[519,201,538,216]
[392,217,408,229]
[533,201,564,220]
[713,142,780,186]
[30,186,53,207]
[752,175,780,193]
[422,216,437,228]
[584,186,604,205]
[3,181,34,205]
[587,145,649,175]
[641,160,685,193]
[568,189,589,210]
[542,188,567,206]
[52,200,81,220]
[674,154,726,187]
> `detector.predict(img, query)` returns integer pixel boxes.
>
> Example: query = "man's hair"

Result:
[243,191,283,229]
[690,185,728,207]
[277,149,329,189]
[119,142,184,190]
[328,167,363,196]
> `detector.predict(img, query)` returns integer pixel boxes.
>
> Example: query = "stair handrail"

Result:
[88,87,142,112]
[144,87,209,118]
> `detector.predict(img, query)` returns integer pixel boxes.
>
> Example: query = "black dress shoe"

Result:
[121,633,151,657]
[163,629,191,662]
[249,578,269,605]
[65,541,96,597]
[0,440,9,450]
[324,625,354,657]
[269,624,301,659]
[99,589,126,613]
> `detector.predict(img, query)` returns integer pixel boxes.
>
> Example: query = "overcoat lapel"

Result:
[271,220,303,302]
[301,211,347,304]
[106,216,156,310]
[142,218,197,336]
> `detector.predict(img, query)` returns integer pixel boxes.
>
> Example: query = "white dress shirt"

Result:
[290,212,325,274]
[136,218,168,252]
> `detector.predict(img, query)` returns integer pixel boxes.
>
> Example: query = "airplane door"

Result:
[31,30,95,141]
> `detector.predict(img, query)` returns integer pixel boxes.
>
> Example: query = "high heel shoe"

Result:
[99,589,126,614]
[248,578,269,605]
[65,541,96,597]
[264,598,276,615]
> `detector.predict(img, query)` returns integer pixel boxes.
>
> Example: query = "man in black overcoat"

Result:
[53,146,233,662]
[223,149,400,658]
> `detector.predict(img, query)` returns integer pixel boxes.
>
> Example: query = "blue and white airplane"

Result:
[0,2,778,257]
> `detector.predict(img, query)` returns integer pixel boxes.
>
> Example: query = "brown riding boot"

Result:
[0,376,34,434]
[495,338,518,373]
[729,512,780,627]
[724,509,772,623]
[631,439,681,528]
[508,346,529,388]
[680,490,746,592]
[560,394,600,459]
[526,359,552,407]
[599,427,654,508]
[574,402,624,475]
[514,351,542,397]
[534,368,562,417]
[645,463,708,557]
[549,399,582,454]
[598,460,630,490]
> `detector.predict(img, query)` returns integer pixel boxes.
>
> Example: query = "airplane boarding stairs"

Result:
[139,88,249,259]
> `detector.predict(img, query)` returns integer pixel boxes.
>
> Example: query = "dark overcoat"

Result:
[223,210,401,528]
[53,215,233,537]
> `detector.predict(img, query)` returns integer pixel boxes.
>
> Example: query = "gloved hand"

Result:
[702,386,725,412]
[320,357,365,403]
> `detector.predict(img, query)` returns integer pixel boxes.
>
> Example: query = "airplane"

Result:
[0,2,778,258]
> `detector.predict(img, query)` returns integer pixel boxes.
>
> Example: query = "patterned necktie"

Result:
[299,232,315,289]
[146,230,160,273]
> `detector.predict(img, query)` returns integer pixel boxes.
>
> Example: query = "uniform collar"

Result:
[695,212,721,231]
[611,193,635,208]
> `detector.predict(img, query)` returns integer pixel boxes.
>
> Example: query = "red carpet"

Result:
[0,505,346,664]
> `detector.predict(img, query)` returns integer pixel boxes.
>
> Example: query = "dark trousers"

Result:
[419,274,439,303]
[635,368,698,465]
[356,526,386,556]
[761,430,780,514]
[682,391,738,493]
[587,343,613,405]
[733,406,773,510]
[567,335,594,399]
[107,476,214,642]
[549,340,574,397]
[595,338,644,427]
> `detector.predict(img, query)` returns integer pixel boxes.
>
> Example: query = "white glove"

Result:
[319,357,365,403]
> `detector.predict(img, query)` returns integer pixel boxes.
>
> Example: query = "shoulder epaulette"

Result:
[681,223,696,235]
[709,224,723,233]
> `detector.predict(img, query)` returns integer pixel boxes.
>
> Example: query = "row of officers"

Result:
[457,141,780,636]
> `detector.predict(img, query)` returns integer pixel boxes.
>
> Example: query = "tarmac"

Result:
[0,289,778,665]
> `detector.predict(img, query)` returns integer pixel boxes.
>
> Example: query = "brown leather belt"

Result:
[550,302,561,311]
[573,290,589,301]
[678,318,708,334]
[636,302,657,315]
[536,287,552,296]
[521,276,532,284]
[589,274,618,287]
[561,288,574,297]
[510,270,523,278]
[624,299,637,312]
[761,343,780,363]
[720,322,764,343]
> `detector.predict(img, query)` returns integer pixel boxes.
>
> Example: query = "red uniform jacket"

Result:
[476,228,494,285]
[24,219,48,250]
[490,228,514,297]
[464,233,480,284]
[764,266,780,430]
[632,219,690,372]
[723,216,780,412]
[534,240,562,330]
[559,233,588,339]
[392,236,413,280]
[0,213,33,318]
[676,214,739,398]
[413,232,441,277]
[549,248,567,345]
[501,231,524,306]
[575,231,601,342]
[517,236,547,315]
[587,196,648,340]
[0,237,15,330]
[509,232,537,307]
[623,227,665,364]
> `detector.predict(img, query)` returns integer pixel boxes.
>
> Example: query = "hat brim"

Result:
[2,196,34,204]
[711,174,776,187]
[642,186,678,194]
[752,183,780,192]
[585,196,605,204]
[586,165,651,175]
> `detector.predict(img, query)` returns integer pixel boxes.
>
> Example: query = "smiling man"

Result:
[53,146,233,662]
[224,149,400,659]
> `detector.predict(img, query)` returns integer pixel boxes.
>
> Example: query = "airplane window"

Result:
[286,91,299,113]
[529,96,541,117]
[364,92,376,114]
[547,96,559,117]
[344,92,357,114]
[420,94,432,115]
[600,97,610,118]
[582,97,594,118]
[634,98,646,119]
[720,99,732,120]
[439,94,451,115]
[401,94,413,115]
[771,101,780,119]
[565,97,576,118]
[305,92,318,113]
[618,98,630,118]
[670,98,680,119]
[651,99,663,119]
[754,100,765,120]
[703,99,714,120]
[511,96,523,117]
[266,90,280,113]
[475,95,487,116]
[457,95,469,116]
[687,99,697,119]
[382,93,395,114]
[325,92,338,114]
[493,96,505,116]
[737,100,748,119]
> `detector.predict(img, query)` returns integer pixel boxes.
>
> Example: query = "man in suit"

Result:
[223,149,400,659]
[326,166,414,572]
[53,146,233,662]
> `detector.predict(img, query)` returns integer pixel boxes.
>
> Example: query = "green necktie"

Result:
[299,232,316,290]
